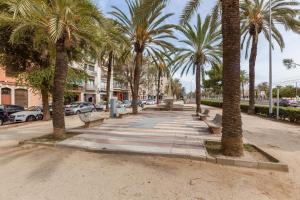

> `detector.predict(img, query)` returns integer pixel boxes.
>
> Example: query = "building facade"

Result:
[0,68,42,108]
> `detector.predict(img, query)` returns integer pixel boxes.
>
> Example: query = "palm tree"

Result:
[111,0,175,114]
[221,0,244,156]
[283,59,300,69]
[98,20,128,111]
[2,0,104,138]
[146,0,243,156]
[240,0,299,114]
[150,51,172,105]
[240,70,249,99]
[166,78,182,99]
[174,14,221,114]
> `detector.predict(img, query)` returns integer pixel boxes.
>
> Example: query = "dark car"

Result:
[0,105,24,125]
[274,99,291,107]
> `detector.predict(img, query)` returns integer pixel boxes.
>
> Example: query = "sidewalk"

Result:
[0,115,84,147]
[59,111,219,159]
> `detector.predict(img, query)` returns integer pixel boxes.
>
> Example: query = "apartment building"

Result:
[68,60,102,104]
[100,66,130,102]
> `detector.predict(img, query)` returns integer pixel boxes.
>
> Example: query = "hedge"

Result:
[201,100,300,123]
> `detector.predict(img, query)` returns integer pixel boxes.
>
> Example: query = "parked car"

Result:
[64,102,96,115]
[117,101,125,108]
[0,105,25,125]
[95,102,105,111]
[141,99,147,104]
[123,100,131,108]
[274,99,292,107]
[9,106,43,123]
[146,99,155,105]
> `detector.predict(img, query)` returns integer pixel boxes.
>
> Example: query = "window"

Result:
[88,65,95,71]
[88,79,95,86]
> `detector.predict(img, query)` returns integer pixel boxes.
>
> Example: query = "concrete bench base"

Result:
[208,126,222,134]
[204,114,222,134]
[84,118,105,128]
[199,115,208,121]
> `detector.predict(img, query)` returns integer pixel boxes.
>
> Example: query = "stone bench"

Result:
[198,109,210,120]
[79,112,108,128]
[204,114,222,134]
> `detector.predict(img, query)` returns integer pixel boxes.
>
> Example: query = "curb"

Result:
[204,140,289,172]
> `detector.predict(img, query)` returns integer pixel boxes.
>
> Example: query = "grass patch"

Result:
[27,132,80,144]
[205,141,258,155]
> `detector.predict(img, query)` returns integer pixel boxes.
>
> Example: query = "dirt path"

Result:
[0,144,299,200]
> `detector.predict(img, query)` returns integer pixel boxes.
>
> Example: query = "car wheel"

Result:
[26,115,36,122]
[37,114,43,120]
[0,118,3,126]
[76,111,81,115]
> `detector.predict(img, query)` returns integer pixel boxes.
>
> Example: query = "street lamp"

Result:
[268,0,273,116]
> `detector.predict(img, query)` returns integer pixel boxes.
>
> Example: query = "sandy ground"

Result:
[0,145,298,200]
[0,107,300,200]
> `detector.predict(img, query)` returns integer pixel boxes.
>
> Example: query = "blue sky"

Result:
[95,0,300,92]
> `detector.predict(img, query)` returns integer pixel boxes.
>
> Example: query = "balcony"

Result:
[85,84,98,91]
[86,70,97,77]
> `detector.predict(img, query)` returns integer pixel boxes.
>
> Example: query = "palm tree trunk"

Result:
[156,69,161,105]
[221,0,244,157]
[52,39,69,138]
[106,51,113,111]
[132,51,143,114]
[41,86,50,121]
[195,63,202,114]
[248,34,258,114]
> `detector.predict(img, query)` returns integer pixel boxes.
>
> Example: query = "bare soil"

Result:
[0,144,299,200]
[205,141,271,162]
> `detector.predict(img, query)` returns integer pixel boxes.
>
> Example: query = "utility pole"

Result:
[296,82,298,99]
[268,0,273,116]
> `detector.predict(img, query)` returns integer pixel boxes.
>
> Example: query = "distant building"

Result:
[100,66,130,102]
[68,60,102,104]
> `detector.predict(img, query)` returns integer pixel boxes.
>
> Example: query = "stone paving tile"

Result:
[59,111,214,159]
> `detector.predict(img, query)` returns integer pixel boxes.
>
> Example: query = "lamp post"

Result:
[268,0,273,116]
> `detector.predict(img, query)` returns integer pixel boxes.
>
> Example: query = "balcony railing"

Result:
[86,70,97,76]
[85,84,98,91]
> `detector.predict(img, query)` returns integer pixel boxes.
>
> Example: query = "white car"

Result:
[10,106,43,122]
[146,99,155,105]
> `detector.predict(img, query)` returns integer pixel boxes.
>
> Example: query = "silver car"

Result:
[64,102,96,115]
[10,106,43,122]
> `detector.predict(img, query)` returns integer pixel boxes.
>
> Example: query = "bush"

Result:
[201,100,300,123]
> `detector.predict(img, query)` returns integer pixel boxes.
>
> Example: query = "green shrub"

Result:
[201,100,300,123]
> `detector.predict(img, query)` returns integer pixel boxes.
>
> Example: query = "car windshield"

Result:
[26,106,39,111]
[69,103,80,107]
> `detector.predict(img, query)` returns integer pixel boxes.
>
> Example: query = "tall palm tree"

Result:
[166,78,182,99]
[240,0,299,114]
[221,0,244,156]
[111,0,175,114]
[174,14,222,114]
[150,50,172,105]
[98,20,128,111]
[2,0,104,138]
[240,70,249,99]
[176,0,243,155]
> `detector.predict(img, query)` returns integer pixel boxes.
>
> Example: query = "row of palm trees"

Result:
[1,0,299,156]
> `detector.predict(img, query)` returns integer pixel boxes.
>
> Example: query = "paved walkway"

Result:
[0,115,86,147]
[59,111,219,159]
